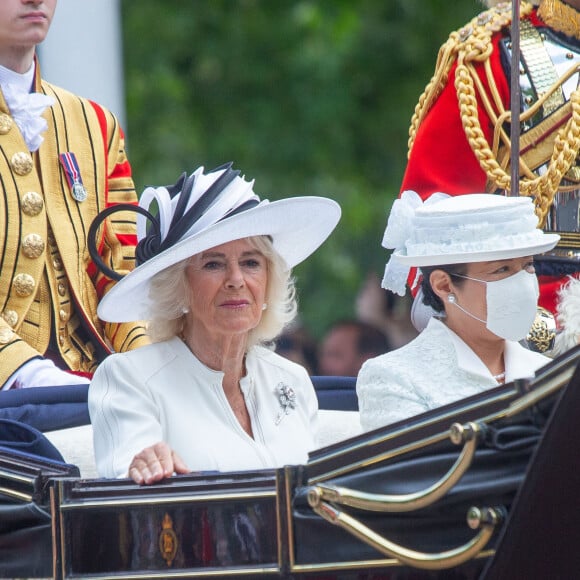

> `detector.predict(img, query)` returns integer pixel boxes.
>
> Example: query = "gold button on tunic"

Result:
[13,273,35,297]
[0,113,13,134]
[21,191,44,216]
[2,310,18,328]
[0,327,14,344]
[11,152,33,176]
[21,233,45,259]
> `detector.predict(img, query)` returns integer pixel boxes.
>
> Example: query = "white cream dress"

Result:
[356,318,549,431]
[89,337,318,478]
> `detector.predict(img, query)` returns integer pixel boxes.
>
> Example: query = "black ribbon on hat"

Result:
[88,162,257,282]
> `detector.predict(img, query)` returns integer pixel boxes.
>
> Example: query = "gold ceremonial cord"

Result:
[407,2,580,226]
[407,36,459,144]
[407,2,520,153]
[456,59,580,225]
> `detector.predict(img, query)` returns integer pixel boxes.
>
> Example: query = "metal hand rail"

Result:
[308,499,502,571]
[307,421,481,513]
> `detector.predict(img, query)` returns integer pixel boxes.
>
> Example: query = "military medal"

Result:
[59,151,88,202]
[72,180,88,202]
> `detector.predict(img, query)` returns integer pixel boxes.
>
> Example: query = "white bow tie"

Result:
[2,84,55,152]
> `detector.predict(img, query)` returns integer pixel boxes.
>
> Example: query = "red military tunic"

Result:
[401,2,574,314]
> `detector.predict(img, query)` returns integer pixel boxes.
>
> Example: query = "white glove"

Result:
[7,358,90,389]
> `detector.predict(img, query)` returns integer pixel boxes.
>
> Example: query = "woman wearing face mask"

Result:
[356,193,560,432]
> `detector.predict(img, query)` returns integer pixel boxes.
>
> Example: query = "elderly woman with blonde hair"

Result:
[88,163,340,484]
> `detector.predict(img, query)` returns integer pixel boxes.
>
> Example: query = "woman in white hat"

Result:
[87,163,340,483]
[357,192,559,432]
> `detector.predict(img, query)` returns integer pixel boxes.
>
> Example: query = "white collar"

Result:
[429,319,495,380]
[0,62,35,95]
[429,318,541,383]
[0,61,54,152]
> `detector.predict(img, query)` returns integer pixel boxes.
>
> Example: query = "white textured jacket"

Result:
[357,318,549,432]
[89,337,318,478]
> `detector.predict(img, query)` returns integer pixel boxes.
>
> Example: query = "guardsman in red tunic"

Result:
[0,0,148,389]
[401,0,580,320]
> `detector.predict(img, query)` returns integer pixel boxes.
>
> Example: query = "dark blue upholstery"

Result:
[0,385,90,432]
[0,378,358,435]
[311,376,358,411]
[0,419,66,463]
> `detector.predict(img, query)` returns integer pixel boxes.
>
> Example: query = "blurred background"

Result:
[40,0,480,341]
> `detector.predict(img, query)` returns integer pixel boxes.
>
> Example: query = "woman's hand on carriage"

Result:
[128,441,189,485]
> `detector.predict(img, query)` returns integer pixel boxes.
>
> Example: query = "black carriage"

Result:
[2,347,580,579]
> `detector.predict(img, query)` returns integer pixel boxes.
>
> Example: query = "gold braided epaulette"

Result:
[455,1,580,225]
[408,2,533,155]
[406,2,580,227]
[453,2,518,59]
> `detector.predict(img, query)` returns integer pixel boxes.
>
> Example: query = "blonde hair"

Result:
[147,236,297,349]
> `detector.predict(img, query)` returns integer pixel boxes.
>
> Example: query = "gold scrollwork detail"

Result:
[527,306,556,353]
[159,513,178,567]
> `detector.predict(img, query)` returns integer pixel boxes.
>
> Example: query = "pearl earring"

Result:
[182,306,190,314]
[447,294,456,304]
[262,303,268,311]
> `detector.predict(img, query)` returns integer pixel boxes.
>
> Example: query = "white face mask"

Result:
[450,269,539,341]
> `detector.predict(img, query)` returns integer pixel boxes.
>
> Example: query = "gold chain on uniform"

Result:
[407,1,580,227]
[538,0,580,41]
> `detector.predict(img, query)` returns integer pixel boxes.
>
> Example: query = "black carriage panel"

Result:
[52,470,282,579]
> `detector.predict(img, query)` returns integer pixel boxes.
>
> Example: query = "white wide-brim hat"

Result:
[92,164,341,322]
[382,192,560,296]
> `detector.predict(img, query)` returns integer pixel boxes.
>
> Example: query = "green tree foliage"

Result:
[121,0,480,337]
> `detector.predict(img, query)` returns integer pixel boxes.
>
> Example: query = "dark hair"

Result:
[326,319,391,356]
[276,324,319,375]
[420,264,468,313]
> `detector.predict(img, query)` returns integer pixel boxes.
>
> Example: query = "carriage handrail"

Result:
[308,498,502,571]
[307,422,480,513]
